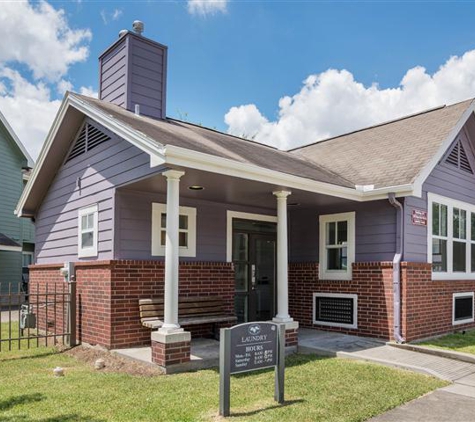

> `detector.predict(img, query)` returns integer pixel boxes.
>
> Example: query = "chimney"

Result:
[98,21,168,120]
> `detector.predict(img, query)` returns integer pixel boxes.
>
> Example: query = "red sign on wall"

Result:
[412,209,427,226]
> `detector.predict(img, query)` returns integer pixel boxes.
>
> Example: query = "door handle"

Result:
[251,264,256,290]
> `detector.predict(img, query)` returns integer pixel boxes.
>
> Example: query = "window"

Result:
[319,212,355,280]
[428,193,475,280]
[313,293,358,329]
[151,203,196,257]
[78,205,98,258]
[22,252,34,268]
[453,292,474,325]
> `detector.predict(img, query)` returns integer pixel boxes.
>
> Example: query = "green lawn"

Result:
[0,330,447,422]
[419,329,475,355]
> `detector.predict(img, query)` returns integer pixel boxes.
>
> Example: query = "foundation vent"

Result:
[313,293,357,329]
[453,292,474,325]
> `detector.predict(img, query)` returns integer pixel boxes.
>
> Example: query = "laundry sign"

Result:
[219,322,285,416]
[412,209,427,226]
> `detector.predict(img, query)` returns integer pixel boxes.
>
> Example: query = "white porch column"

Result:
[160,169,185,333]
[272,190,293,323]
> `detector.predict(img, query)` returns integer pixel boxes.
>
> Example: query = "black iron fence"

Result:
[0,281,76,351]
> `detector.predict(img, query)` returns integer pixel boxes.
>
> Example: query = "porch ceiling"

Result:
[119,168,353,210]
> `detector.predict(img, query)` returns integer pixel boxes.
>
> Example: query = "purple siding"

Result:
[99,32,167,120]
[116,190,276,262]
[35,120,156,264]
[289,200,397,263]
[404,126,475,262]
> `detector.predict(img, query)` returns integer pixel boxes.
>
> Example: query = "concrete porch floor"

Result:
[112,338,220,373]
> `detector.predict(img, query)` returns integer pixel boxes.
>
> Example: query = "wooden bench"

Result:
[139,296,237,337]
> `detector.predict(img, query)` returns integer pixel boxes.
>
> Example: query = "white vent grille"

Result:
[313,293,357,329]
[445,140,473,174]
[66,123,110,162]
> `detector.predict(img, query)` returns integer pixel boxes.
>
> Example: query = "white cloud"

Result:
[225,49,475,150]
[0,1,91,81]
[0,69,61,160]
[79,86,98,98]
[0,1,93,160]
[187,0,228,16]
[101,8,123,25]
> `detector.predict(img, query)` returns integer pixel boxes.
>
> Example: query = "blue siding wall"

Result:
[35,120,156,264]
[404,126,475,262]
[289,200,397,263]
[116,190,276,262]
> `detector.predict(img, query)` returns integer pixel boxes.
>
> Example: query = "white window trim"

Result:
[151,203,197,257]
[428,193,475,280]
[226,211,277,262]
[78,204,98,258]
[319,212,355,281]
[453,292,474,325]
[313,293,358,329]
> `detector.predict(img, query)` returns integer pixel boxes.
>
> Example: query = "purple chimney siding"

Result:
[404,124,475,262]
[99,32,168,120]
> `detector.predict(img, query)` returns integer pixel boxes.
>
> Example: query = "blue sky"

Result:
[2,1,475,157]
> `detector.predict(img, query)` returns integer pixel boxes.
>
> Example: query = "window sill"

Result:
[432,273,475,281]
[319,272,352,281]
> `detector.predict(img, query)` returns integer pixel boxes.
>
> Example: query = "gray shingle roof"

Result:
[74,94,354,188]
[290,99,474,189]
[74,94,473,191]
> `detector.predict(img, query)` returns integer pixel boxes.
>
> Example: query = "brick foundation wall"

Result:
[285,328,298,347]
[289,262,394,340]
[401,262,475,341]
[30,260,235,349]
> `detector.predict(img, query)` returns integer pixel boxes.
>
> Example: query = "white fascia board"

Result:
[0,110,34,167]
[68,95,166,159]
[16,93,167,217]
[161,144,415,202]
[413,100,475,195]
[0,245,22,252]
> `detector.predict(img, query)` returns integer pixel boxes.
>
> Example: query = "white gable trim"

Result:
[15,93,167,217]
[412,100,475,197]
[0,110,34,167]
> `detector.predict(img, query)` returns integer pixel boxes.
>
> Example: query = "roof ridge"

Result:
[167,117,280,151]
[288,97,474,152]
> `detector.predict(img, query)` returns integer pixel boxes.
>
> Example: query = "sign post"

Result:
[219,322,285,417]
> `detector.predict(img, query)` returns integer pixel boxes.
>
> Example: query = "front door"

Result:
[232,219,277,322]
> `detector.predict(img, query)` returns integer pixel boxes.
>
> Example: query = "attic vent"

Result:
[445,140,473,174]
[66,123,111,162]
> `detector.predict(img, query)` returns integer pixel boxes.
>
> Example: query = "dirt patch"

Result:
[64,345,164,377]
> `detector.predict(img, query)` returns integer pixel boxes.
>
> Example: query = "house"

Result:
[0,110,34,303]
[16,23,475,369]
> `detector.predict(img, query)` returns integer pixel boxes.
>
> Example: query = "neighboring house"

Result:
[16,24,475,368]
[0,110,34,302]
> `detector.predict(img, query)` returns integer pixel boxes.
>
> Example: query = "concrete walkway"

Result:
[299,329,475,421]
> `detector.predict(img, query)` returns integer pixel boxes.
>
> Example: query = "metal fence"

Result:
[0,281,76,351]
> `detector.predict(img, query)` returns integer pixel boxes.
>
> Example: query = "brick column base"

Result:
[151,331,191,368]
[283,321,299,352]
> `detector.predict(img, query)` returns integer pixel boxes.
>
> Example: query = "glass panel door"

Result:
[232,219,276,323]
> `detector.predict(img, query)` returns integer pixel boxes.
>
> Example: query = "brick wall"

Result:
[289,262,394,340]
[401,262,475,341]
[30,260,235,349]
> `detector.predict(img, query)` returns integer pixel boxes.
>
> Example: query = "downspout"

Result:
[388,193,405,343]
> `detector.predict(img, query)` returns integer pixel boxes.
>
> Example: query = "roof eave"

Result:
[160,145,416,202]
[16,93,167,217]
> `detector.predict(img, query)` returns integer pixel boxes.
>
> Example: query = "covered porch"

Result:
[116,165,364,368]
